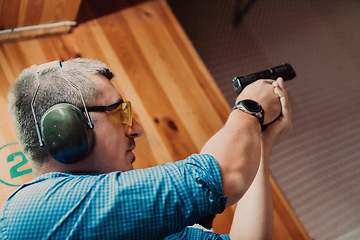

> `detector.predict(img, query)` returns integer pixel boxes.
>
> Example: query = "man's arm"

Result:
[200,79,282,207]
[229,78,292,239]
[229,148,273,239]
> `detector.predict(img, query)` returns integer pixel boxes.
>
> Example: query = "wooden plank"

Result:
[17,0,29,27]
[0,0,21,29]
[0,0,81,41]
[40,0,82,24]
[23,0,43,27]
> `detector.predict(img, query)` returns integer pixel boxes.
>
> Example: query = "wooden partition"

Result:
[0,0,82,29]
[0,0,309,238]
[0,0,82,41]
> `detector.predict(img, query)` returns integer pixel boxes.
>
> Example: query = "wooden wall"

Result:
[0,0,82,29]
[0,0,309,238]
[0,0,82,41]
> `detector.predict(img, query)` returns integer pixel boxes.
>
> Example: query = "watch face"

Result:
[242,99,262,112]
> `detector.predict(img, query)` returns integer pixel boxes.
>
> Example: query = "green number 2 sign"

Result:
[7,151,33,179]
[0,142,33,187]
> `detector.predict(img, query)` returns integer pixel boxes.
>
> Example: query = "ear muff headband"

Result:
[31,60,94,164]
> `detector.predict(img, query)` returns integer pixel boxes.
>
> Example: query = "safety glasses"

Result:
[84,100,133,126]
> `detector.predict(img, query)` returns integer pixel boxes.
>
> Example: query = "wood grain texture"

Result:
[0,0,309,238]
[0,0,82,29]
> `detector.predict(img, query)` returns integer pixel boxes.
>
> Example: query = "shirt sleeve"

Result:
[164,227,231,240]
[105,153,228,238]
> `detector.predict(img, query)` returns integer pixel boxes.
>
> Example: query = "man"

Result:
[0,58,291,239]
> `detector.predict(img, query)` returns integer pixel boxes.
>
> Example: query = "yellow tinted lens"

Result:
[109,101,132,126]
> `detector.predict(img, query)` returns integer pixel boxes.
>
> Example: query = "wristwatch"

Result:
[232,99,267,131]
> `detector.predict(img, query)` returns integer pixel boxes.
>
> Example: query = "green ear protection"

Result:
[40,103,94,164]
[31,61,94,164]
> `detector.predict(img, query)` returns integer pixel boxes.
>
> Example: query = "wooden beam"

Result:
[0,21,76,42]
[0,0,82,29]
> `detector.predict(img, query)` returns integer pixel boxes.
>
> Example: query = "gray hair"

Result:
[7,58,114,166]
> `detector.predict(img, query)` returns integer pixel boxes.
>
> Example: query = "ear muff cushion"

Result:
[40,103,93,164]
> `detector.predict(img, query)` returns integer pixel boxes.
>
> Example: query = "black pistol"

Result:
[232,63,296,94]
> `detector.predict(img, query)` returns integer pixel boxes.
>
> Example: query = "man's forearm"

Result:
[229,148,273,240]
[200,109,262,207]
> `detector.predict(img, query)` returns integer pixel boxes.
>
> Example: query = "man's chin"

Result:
[131,155,136,164]
[124,152,135,171]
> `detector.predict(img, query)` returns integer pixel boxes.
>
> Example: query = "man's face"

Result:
[89,74,143,172]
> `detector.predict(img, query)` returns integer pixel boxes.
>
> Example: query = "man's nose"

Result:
[125,118,144,138]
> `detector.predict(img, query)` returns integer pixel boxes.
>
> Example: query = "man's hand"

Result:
[261,77,292,155]
[235,79,281,125]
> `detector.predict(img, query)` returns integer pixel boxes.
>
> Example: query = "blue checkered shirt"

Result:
[1,154,230,239]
